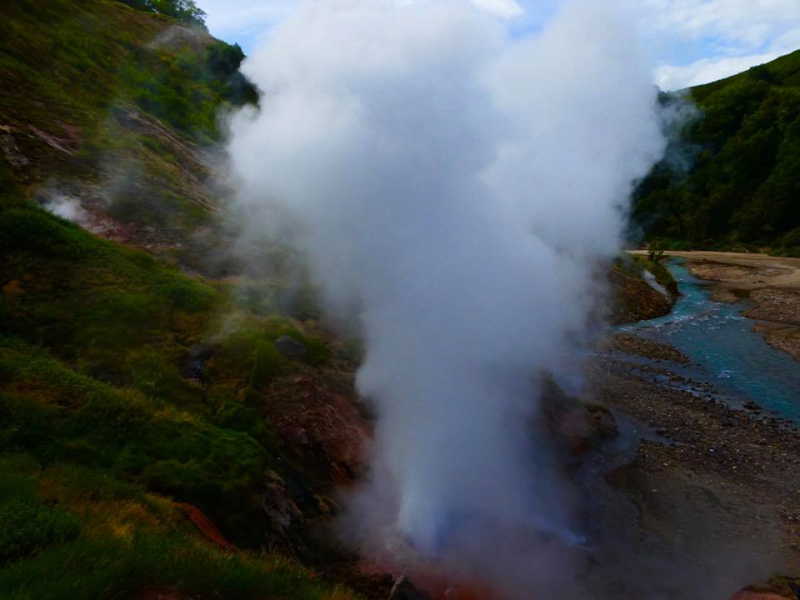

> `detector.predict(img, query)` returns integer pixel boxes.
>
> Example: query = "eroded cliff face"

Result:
[609,260,676,325]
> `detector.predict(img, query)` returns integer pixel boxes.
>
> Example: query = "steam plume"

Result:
[227,0,665,594]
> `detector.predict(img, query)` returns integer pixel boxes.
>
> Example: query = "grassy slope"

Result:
[0,2,360,598]
[633,49,800,254]
[0,0,257,272]
[0,167,359,599]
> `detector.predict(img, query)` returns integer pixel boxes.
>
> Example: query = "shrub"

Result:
[0,500,80,564]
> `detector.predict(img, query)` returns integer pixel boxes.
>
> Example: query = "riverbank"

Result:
[630,251,800,361]
[587,331,800,597]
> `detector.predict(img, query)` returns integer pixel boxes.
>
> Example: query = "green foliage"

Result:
[0,188,337,554]
[0,501,81,565]
[0,340,268,529]
[646,240,665,263]
[635,50,800,248]
[0,200,218,377]
[0,0,255,152]
[0,2,356,596]
[209,317,332,391]
[632,256,675,291]
[0,458,357,600]
[0,533,350,600]
[114,0,207,27]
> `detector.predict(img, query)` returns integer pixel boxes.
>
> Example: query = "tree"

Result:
[115,0,207,27]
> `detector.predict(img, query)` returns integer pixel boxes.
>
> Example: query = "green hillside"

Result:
[633,49,800,254]
[0,2,366,598]
[0,0,258,272]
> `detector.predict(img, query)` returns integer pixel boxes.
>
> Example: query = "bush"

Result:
[0,500,80,564]
[114,0,207,27]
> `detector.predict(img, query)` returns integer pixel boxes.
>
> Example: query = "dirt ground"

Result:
[585,332,800,599]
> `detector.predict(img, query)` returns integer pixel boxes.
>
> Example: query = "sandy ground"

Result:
[630,251,800,362]
[585,333,800,598]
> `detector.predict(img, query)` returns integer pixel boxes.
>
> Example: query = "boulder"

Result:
[261,469,305,554]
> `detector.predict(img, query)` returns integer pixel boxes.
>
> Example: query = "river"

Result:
[619,259,800,424]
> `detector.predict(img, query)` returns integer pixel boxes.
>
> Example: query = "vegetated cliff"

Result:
[0,2,372,598]
[634,49,800,255]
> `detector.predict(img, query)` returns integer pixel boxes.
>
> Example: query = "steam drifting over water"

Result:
[227,0,665,595]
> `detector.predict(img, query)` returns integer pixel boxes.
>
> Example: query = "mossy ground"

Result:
[0,184,357,597]
[0,456,358,600]
[0,2,366,595]
[0,0,257,269]
[0,142,353,597]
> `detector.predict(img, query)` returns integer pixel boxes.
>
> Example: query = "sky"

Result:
[195,0,800,90]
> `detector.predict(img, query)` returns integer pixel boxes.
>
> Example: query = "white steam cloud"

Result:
[41,193,92,228]
[227,0,665,594]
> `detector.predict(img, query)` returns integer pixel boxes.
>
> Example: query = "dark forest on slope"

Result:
[633,50,800,255]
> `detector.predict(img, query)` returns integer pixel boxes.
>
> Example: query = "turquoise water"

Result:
[619,260,800,423]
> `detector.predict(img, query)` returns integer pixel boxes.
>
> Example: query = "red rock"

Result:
[175,503,236,551]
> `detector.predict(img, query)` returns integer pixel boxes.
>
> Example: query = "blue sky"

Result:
[195,0,800,90]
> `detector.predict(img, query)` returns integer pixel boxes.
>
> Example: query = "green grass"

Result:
[0,0,257,258]
[0,3,358,595]
[0,186,338,550]
[0,0,254,144]
[0,457,359,600]
[0,339,267,506]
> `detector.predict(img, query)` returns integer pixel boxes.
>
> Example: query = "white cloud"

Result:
[198,0,800,88]
[628,0,800,89]
[196,0,298,48]
[636,0,800,46]
[197,0,524,49]
[655,51,782,90]
[471,0,524,18]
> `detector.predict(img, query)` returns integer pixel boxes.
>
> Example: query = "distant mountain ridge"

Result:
[634,49,800,254]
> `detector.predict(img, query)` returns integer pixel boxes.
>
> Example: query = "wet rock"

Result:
[389,576,434,600]
[539,379,619,455]
[261,469,306,553]
[586,403,619,440]
[276,335,307,360]
[0,126,29,168]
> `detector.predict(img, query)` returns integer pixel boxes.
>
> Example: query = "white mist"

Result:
[227,0,665,595]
